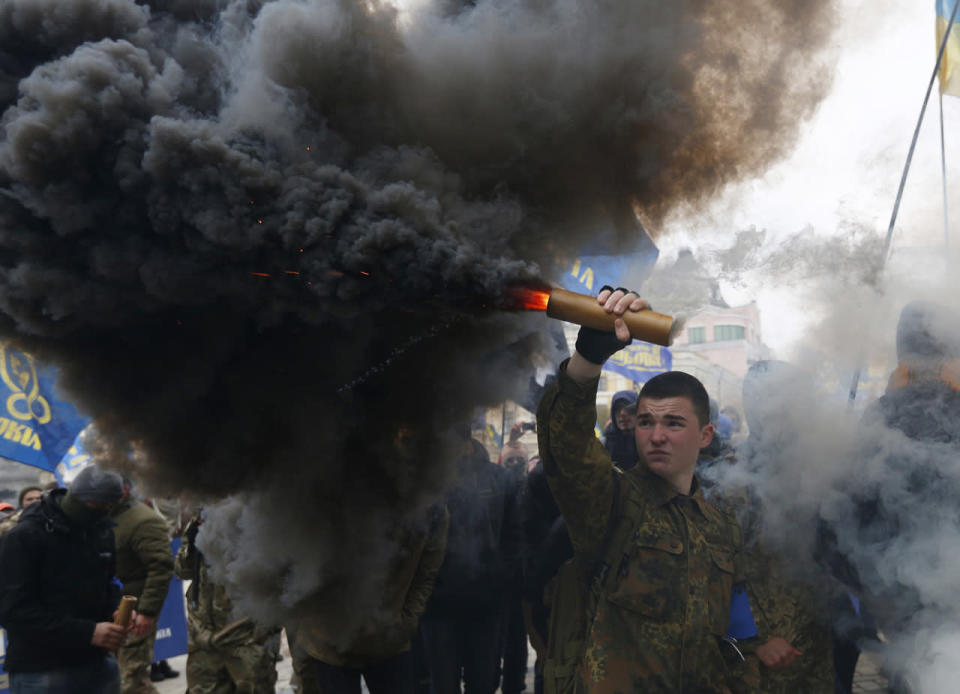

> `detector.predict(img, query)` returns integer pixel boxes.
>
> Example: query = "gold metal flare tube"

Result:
[546,287,675,346]
[114,595,137,628]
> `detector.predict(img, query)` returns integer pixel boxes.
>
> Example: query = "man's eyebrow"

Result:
[636,413,687,421]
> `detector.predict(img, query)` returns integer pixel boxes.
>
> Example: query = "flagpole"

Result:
[847,0,960,404]
[940,91,950,250]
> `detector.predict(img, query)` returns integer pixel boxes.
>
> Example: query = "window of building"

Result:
[714,325,746,341]
[688,326,706,344]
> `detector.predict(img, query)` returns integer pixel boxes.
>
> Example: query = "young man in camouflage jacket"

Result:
[537,287,752,694]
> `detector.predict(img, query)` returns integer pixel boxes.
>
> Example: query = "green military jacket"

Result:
[111,497,175,617]
[294,507,449,668]
[537,363,746,694]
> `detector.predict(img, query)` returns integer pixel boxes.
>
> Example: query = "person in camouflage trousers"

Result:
[175,514,279,694]
[112,479,175,694]
[536,287,753,694]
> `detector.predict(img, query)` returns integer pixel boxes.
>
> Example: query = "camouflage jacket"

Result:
[537,363,747,694]
[175,530,277,650]
[743,544,833,694]
[703,479,832,694]
[0,508,23,538]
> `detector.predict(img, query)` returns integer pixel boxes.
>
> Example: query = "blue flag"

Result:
[555,222,659,295]
[0,629,7,693]
[55,432,93,484]
[0,341,89,474]
[153,539,189,661]
[603,344,672,385]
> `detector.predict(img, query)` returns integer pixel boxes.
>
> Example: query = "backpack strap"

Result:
[587,468,643,595]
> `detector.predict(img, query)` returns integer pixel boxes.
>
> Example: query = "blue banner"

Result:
[0,342,88,474]
[54,433,92,485]
[153,538,189,661]
[555,225,659,295]
[0,628,7,693]
[603,344,672,385]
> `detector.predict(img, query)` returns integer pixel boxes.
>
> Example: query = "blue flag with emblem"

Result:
[55,432,93,484]
[0,341,89,474]
[556,223,659,295]
[603,344,672,385]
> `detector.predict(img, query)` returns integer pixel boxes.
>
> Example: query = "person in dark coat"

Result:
[520,460,571,694]
[825,301,960,693]
[421,434,521,694]
[601,390,638,470]
[0,465,129,694]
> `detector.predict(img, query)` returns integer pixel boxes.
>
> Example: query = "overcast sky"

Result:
[658,0,960,354]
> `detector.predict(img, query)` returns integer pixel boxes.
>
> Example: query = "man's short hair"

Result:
[639,372,711,426]
[17,486,42,507]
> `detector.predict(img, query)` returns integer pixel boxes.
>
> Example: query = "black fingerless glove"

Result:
[575,326,631,365]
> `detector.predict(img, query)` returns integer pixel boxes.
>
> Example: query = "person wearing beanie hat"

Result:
[0,464,129,693]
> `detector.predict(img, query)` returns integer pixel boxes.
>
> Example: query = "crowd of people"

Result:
[0,287,949,694]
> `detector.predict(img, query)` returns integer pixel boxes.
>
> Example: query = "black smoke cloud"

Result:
[0,0,835,625]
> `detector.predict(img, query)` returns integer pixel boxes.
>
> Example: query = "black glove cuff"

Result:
[575,326,630,365]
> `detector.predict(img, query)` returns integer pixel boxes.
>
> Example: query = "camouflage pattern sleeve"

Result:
[536,359,615,556]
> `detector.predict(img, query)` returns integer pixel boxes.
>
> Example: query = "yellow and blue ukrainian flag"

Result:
[938,0,960,96]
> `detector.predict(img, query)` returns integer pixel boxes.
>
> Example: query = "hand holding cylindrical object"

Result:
[114,595,137,628]
[545,288,675,346]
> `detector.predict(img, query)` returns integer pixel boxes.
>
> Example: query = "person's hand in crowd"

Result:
[91,622,128,650]
[757,636,802,669]
[131,612,157,638]
[509,422,524,443]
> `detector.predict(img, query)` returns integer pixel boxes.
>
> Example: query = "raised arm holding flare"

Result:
[536,287,754,694]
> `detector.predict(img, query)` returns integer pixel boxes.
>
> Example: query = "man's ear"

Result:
[700,423,714,448]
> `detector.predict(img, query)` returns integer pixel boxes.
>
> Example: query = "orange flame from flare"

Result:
[503,286,551,312]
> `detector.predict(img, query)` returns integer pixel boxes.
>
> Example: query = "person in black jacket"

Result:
[0,464,129,694]
[601,390,638,470]
[421,433,521,694]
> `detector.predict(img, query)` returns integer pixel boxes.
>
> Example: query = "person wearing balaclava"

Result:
[697,398,736,471]
[601,389,639,470]
[0,464,129,694]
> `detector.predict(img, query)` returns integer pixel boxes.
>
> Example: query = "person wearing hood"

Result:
[0,464,130,694]
[601,389,638,470]
[826,301,960,693]
[698,398,737,472]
